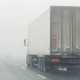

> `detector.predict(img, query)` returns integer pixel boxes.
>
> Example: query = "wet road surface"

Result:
[0,57,80,80]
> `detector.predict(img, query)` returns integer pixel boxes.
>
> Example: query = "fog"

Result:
[0,0,80,64]
[0,0,24,65]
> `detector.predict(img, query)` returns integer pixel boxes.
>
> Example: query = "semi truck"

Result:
[26,6,80,72]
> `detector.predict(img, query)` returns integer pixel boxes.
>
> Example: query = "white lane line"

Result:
[37,74,47,80]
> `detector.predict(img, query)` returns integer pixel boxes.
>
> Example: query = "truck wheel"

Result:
[42,66,47,72]
[41,63,48,72]
[27,63,30,67]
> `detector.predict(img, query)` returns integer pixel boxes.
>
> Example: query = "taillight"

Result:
[51,58,60,64]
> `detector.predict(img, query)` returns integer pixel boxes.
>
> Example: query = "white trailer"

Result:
[27,6,80,72]
[28,9,50,55]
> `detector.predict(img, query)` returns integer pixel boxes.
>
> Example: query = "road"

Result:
[0,58,80,80]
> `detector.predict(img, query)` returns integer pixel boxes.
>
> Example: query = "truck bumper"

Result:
[51,64,80,72]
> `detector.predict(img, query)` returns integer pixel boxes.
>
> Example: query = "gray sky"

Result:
[0,0,24,59]
[0,0,23,42]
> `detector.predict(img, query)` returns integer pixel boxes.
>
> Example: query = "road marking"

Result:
[37,74,47,79]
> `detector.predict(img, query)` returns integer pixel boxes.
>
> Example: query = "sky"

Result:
[0,0,23,41]
[0,0,24,61]
[0,0,80,63]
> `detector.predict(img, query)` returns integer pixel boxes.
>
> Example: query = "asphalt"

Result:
[0,57,80,80]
